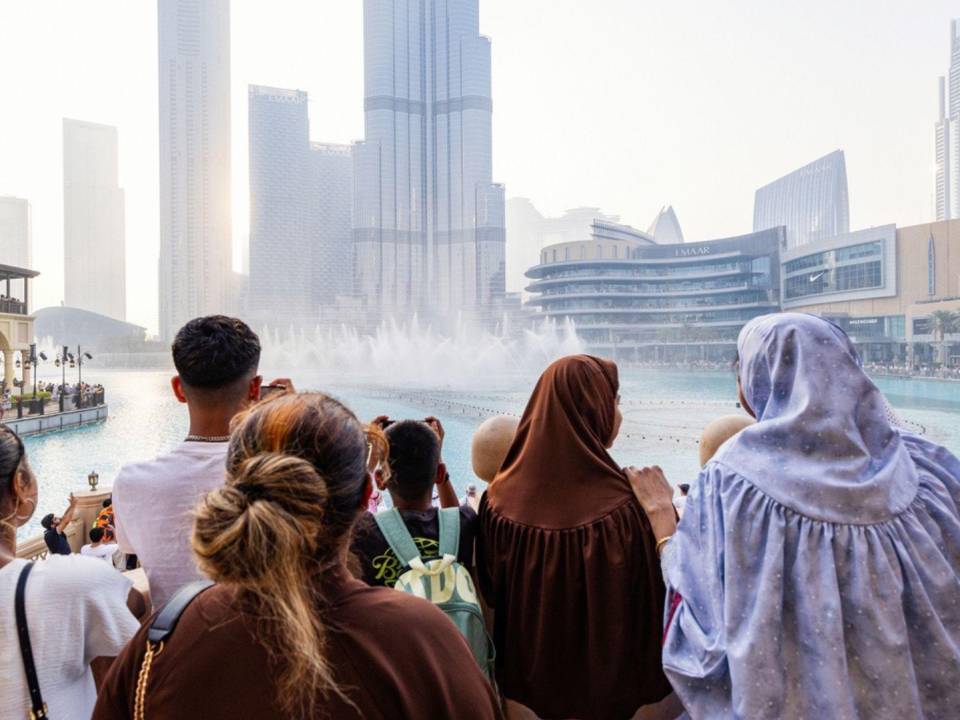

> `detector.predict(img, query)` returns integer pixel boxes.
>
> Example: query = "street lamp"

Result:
[87,470,99,491]
[54,345,68,411]
[28,344,47,398]
[75,345,93,386]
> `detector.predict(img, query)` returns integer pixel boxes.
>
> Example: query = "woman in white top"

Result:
[0,425,141,720]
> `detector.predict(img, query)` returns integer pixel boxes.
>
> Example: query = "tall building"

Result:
[935,20,960,221]
[354,0,506,320]
[753,150,849,249]
[63,119,126,320]
[248,86,311,323]
[157,0,232,339]
[310,143,353,307]
[247,87,356,326]
[0,197,31,269]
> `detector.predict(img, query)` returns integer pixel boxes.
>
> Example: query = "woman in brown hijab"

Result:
[478,355,672,720]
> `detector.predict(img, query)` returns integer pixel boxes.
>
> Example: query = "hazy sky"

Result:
[0,0,956,334]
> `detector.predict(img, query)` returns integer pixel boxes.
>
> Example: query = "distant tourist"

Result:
[41,494,78,555]
[95,496,115,542]
[471,414,519,484]
[112,315,282,608]
[353,419,478,588]
[80,526,119,563]
[0,425,141,719]
[462,483,480,512]
[673,483,690,517]
[94,393,502,720]
[630,313,960,718]
[478,355,677,720]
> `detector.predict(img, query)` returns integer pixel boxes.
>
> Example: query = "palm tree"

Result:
[931,310,960,366]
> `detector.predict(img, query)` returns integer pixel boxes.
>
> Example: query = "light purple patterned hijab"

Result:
[661,312,960,719]
[727,312,917,523]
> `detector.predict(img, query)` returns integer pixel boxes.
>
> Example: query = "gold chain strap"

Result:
[133,640,164,720]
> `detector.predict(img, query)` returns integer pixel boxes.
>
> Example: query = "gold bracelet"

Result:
[655,535,673,556]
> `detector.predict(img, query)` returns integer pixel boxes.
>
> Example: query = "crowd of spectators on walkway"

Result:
[863,361,960,380]
[2,312,960,719]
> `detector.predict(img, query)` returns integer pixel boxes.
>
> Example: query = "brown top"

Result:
[479,355,671,719]
[93,569,503,720]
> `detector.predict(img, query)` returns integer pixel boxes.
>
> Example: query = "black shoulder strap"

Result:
[147,580,215,644]
[15,562,48,720]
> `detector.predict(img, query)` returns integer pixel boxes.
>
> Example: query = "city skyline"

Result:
[0,1,956,334]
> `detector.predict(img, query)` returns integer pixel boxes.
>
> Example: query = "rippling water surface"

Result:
[18,367,960,538]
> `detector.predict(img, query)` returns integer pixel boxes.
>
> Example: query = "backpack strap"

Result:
[374,509,423,566]
[437,507,461,559]
[148,579,216,644]
[15,563,48,720]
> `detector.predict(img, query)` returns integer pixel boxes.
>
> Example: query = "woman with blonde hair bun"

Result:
[95,393,503,720]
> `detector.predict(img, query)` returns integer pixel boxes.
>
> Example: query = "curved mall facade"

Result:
[526,227,784,361]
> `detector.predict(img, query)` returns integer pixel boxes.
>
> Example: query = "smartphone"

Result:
[260,384,286,400]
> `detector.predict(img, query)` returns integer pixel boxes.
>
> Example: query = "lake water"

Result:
[18,366,960,539]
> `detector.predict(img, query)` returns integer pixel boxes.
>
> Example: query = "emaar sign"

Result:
[675,246,711,257]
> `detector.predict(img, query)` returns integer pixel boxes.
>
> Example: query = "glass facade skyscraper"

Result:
[158,0,232,339]
[0,197,31,270]
[63,119,126,321]
[354,0,505,318]
[935,20,960,221]
[310,143,354,307]
[248,86,311,323]
[248,89,356,325]
[753,150,849,249]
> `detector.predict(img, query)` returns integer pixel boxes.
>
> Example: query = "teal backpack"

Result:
[374,507,495,680]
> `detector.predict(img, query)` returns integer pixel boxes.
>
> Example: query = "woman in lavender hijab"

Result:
[628,313,960,719]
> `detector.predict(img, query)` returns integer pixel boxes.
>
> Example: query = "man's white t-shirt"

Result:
[80,542,119,562]
[113,441,228,608]
[0,555,138,720]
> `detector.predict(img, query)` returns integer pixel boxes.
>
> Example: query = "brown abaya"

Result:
[478,355,671,720]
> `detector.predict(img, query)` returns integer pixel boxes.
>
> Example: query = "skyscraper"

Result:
[63,119,126,320]
[248,85,311,323]
[753,150,849,249]
[310,143,354,307]
[354,0,506,320]
[0,197,31,269]
[157,0,232,339]
[935,20,960,221]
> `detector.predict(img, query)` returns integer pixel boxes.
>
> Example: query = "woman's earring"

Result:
[14,496,35,521]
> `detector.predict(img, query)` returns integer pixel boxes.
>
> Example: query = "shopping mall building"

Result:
[780,220,960,365]
[525,223,783,362]
[525,218,960,365]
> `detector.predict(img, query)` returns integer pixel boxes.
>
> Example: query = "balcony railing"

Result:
[0,297,27,315]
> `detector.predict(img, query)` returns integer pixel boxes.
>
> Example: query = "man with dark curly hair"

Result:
[112,316,288,607]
